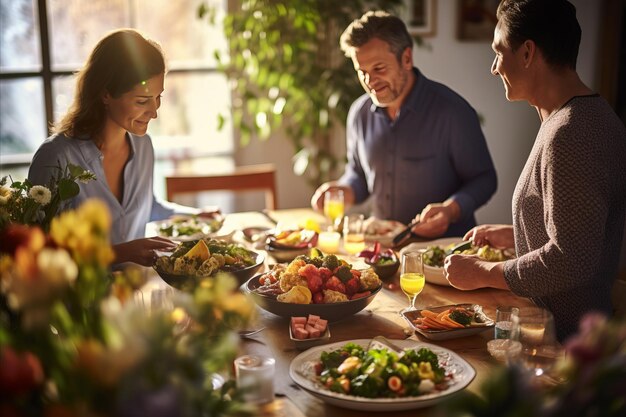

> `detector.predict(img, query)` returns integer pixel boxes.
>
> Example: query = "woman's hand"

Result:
[444,254,509,290]
[463,224,514,249]
[113,236,178,266]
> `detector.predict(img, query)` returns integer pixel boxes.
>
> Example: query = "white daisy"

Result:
[29,185,52,206]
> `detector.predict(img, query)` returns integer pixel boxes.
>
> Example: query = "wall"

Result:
[235,0,603,224]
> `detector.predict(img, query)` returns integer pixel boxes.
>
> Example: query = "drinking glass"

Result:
[234,355,276,404]
[399,250,426,313]
[151,287,174,312]
[495,306,520,340]
[323,189,344,231]
[511,307,562,378]
[343,213,365,255]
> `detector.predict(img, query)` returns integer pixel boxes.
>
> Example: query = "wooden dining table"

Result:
[144,209,536,417]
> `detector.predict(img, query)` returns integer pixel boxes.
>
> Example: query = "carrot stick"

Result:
[420,310,439,319]
[441,315,464,328]
[437,309,451,320]
[423,317,450,330]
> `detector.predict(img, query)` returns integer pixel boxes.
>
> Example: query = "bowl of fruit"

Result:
[357,243,399,280]
[242,252,383,321]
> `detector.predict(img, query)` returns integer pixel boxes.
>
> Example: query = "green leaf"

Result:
[217,113,226,130]
[58,178,80,200]
[198,2,208,19]
[67,163,88,178]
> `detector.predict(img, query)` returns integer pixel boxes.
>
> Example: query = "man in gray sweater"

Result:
[444,0,626,341]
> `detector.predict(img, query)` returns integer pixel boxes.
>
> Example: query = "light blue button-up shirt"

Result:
[339,68,497,237]
[28,132,191,244]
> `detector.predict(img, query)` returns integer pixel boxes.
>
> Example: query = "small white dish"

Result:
[289,325,331,350]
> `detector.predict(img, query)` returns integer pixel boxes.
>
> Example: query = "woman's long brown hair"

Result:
[54,28,165,139]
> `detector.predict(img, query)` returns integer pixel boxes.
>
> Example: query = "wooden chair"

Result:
[165,163,278,210]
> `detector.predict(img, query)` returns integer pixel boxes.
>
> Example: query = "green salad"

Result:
[314,342,448,398]
[158,215,223,238]
[423,244,513,267]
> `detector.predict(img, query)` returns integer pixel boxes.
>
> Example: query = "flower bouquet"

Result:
[441,312,626,417]
[0,199,254,416]
[0,162,96,232]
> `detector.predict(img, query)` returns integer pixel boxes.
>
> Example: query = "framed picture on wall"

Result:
[457,0,499,41]
[402,0,437,37]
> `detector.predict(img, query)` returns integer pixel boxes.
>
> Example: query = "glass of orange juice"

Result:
[399,250,426,313]
[323,189,344,231]
[343,214,365,255]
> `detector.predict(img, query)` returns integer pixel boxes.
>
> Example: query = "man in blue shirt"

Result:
[311,11,497,239]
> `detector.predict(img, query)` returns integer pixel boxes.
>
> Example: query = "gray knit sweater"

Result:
[503,94,626,341]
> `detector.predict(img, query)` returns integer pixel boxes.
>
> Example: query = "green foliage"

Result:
[198,0,412,187]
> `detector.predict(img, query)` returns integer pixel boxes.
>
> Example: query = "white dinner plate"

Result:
[400,237,464,286]
[145,215,230,242]
[289,338,475,411]
[363,218,406,247]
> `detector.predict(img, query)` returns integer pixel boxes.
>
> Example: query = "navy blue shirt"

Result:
[339,68,497,237]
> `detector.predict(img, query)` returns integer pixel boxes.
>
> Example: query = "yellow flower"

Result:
[0,185,11,205]
[79,199,111,234]
[75,338,145,387]
[220,292,254,317]
[50,200,114,266]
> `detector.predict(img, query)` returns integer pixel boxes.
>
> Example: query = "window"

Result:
[0,0,234,201]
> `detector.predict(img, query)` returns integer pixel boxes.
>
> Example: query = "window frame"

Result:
[0,0,224,168]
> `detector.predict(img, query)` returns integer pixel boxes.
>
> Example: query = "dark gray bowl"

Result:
[366,259,400,280]
[242,274,382,321]
[154,249,265,291]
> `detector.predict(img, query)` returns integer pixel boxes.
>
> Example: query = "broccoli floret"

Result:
[294,254,311,263]
[449,309,472,326]
[351,373,383,398]
[309,257,324,268]
[322,254,340,271]
[334,265,353,283]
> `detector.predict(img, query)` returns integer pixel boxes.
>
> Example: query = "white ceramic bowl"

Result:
[400,237,463,287]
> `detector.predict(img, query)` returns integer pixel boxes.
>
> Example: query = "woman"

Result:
[444,0,626,341]
[29,29,206,266]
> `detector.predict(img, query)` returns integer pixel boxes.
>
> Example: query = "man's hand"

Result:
[411,199,460,238]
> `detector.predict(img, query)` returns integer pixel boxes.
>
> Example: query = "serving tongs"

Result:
[391,218,421,246]
[367,336,406,358]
